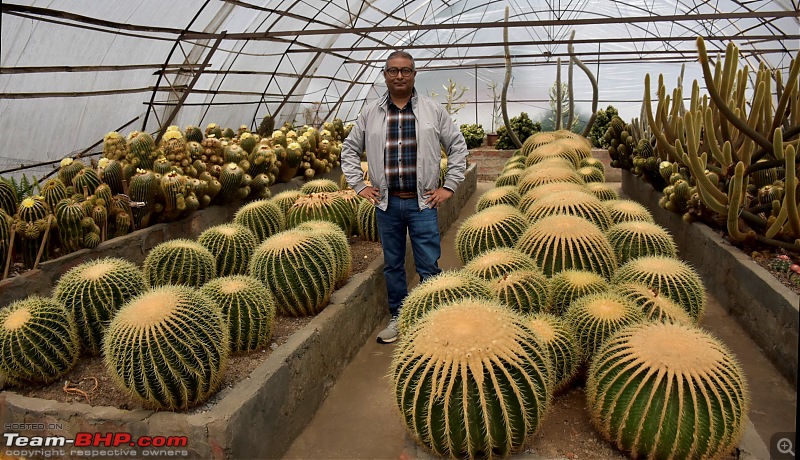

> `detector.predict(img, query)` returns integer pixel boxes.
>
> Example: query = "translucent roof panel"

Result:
[1,0,797,174]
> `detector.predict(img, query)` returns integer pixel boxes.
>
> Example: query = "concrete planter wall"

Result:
[0,164,477,459]
[622,170,798,388]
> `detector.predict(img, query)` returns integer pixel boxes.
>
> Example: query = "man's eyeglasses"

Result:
[385,67,414,77]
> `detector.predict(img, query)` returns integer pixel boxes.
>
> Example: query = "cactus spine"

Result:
[0,296,80,384]
[525,190,612,231]
[54,258,146,355]
[197,223,258,276]
[356,199,379,242]
[606,221,677,264]
[454,204,529,264]
[391,298,552,458]
[615,282,694,326]
[462,247,539,281]
[287,192,353,234]
[233,199,286,243]
[547,269,610,316]
[201,275,276,353]
[565,291,644,361]
[587,322,749,459]
[297,220,352,288]
[526,313,579,392]
[103,285,229,410]
[143,239,217,288]
[603,199,655,224]
[475,186,521,212]
[300,178,339,195]
[492,269,549,314]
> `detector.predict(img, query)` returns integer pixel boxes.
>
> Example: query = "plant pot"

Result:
[486,133,499,147]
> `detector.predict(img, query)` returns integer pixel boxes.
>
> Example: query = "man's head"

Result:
[384,51,416,98]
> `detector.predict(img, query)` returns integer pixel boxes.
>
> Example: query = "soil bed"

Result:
[11,238,383,412]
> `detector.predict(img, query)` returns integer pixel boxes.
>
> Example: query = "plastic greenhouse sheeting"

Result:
[0,0,797,175]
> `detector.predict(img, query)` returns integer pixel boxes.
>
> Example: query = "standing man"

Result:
[340,50,469,344]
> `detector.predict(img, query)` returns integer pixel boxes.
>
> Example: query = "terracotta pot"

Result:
[486,133,499,147]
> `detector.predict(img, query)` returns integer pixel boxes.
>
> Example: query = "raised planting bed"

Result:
[622,169,799,388]
[0,164,477,459]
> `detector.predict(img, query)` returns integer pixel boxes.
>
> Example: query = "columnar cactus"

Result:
[515,215,618,279]
[200,275,276,353]
[58,158,85,188]
[297,219,352,288]
[565,291,644,361]
[475,186,521,212]
[127,131,157,170]
[615,282,694,326]
[197,223,258,276]
[0,296,80,384]
[397,270,495,333]
[102,131,129,161]
[524,190,613,230]
[249,228,337,316]
[587,322,749,459]
[547,269,610,316]
[526,313,579,392]
[103,285,229,410]
[613,256,706,322]
[0,209,10,268]
[286,192,353,234]
[233,198,286,242]
[128,170,158,228]
[454,204,529,264]
[71,167,101,196]
[462,247,539,281]
[15,196,51,268]
[270,190,304,216]
[356,199,379,242]
[606,221,677,264]
[41,179,68,214]
[492,269,549,314]
[55,199,86,254]
[143,239,217,288]
[603,199,655,224]
[391,298,552,458]
[54,258,146,355]
[0,179,18,217]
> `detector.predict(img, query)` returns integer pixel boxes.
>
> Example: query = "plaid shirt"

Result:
[384,95,417,192]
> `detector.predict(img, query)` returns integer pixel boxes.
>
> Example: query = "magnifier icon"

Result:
[777,437,795,457]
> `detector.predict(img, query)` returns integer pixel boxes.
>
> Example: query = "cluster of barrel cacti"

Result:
[393,130,749,459]
[608,38,800,251]
[0,117,354,273]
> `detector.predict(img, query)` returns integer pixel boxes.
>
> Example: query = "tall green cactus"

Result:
[143,239,217,288]
[201,275,276,353]
[0,179,18,217]
[0,296,80,384]
[15,196,51,268]
[54,258,146,355]
[249,228,337,316]
[197,223,258,276]
[587,322,749,459]
[0,209,10,270]
[54,198,87,255]
[392,298,552,458]
[103,285,229,410]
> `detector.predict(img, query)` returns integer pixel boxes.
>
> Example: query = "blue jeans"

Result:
[375,196,442,316]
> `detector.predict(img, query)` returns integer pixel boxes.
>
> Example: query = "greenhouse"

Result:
[0,1,797,459]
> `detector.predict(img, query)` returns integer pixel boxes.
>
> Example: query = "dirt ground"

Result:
[11,237,383,412]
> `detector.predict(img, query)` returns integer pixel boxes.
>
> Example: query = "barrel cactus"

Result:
[526,313,579,392]
[397,270,495,333]
[15,196,51,268]
[270,190,304,216]
[71,167,101,196]
[200,275,276,353]
[587,322,749,459]
[286,192,353,234]
[576,166,605,184]
[525,143,580,167]
[103,285,229,410]
[0,296,80,385]
[41,179,68,214]
[356,199,379,242]
[391,298,552,458]
[58,158,85,188]
[521,131,558,154]
[297,220,352,288]
[143,239,217,288]
[495,168,523,187]
[565,291,644,361]
[197,223,258,276]
[515,215,618,279]
[581,183,616,202]
[517,167,584,196]
[0,179,18,217]
[517,182,590,215]
[0,209,9,269]
[547,269,611,316]
[249,228,337,316]
[54,257,147,355]
[475,186,521,212]
[454,204,529,264]
[300,178,339,194]
[613,256,706,322]
[492,269,549,314]
[462,247,539,281]
[603,199,654,225]
[524,190,612,230]
[606,221,677,264]
[233,198,286,242]
[615,282,694,326]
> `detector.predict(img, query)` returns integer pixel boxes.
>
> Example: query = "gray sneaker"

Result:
[377,315,399,344]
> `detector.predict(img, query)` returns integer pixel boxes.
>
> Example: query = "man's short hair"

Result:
[385,50,415,70]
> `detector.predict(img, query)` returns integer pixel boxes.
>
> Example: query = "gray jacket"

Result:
[340,91,469,211]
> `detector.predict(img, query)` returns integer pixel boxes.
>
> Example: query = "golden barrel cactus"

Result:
[454,204,529,264]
